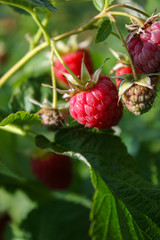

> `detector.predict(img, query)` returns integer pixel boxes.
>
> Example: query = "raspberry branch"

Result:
[50,41,57,109]
[108,14,139,81]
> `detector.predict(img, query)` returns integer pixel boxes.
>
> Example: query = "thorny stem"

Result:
[108,14,139,81]
[107,3,149,18]
[50,41,57,109]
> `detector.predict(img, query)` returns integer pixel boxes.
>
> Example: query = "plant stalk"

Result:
[50,41,57,109]
[109,14,139,81]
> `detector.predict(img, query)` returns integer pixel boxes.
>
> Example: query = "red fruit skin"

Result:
[31,153,72,190]
[54,49,94,86]
[69,75,123,129]
[127,21,160,73]
[116,66,142,87]
[0,214,10,240]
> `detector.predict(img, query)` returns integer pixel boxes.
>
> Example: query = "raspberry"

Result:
[122,76,158,115]
[31,152,72,190]
[69,75,123,129]
[38,108,66,131]
[116,66,142,87]
[54,49,94,86]
[127,21,160,73]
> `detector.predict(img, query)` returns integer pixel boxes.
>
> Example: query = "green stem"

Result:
[52,41,82,85]
[0,14,99,88]
[103,0,109,11]
[108,11,144,26]
[50,41,57,109]
[30,10,50,45]
[33,13,51,47]
[107,3,149,18]
[0,42,48,87]
[0,0,50,45]
[52,14,100,41]
[109,15,139,81]
[0,124,26,136]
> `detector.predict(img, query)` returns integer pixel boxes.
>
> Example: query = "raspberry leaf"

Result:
[25,0,56,11]
[0,111,40,127]
[35,126,160,240]
[0,162,26,181]
[92,0,105,11]
[90,169,146,240]
[0,0,56,13]
[95,19,112,43]
[22,200,90,240]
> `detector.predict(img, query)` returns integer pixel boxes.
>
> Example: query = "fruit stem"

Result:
[103,0,109,11]
[50,41,57,109]
[109,14,139,81]
[30,10,50,45]
[51,40,82,85]
[0,124,26,136]
[109,11,144,26]
[32,12,51,48]
[107,3,149,18]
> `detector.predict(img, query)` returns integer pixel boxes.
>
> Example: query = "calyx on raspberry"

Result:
[51,58,123,129]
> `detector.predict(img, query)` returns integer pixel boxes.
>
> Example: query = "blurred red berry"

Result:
[54,49,94,86]
[31,152,73,190]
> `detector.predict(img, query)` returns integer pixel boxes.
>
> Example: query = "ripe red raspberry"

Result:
[69,75,123,129]
[54,49,94,86]
[127,21,160,73]
[116,66,142,87]
[31,152,72,190]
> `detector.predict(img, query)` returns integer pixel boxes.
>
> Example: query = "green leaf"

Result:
[90,169,146,240]
[92,0,105,11]
[92,0,115,12]
[0,0,35,12]
[0,111,40,126]
[26,0,56,11]
[22,200,90,240]
[95,19,112,43]
[0,0,56,13]
[35,126,160,239]
[0,162,25,181]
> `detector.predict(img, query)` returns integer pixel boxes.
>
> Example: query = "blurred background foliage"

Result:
[0,0,160,239]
